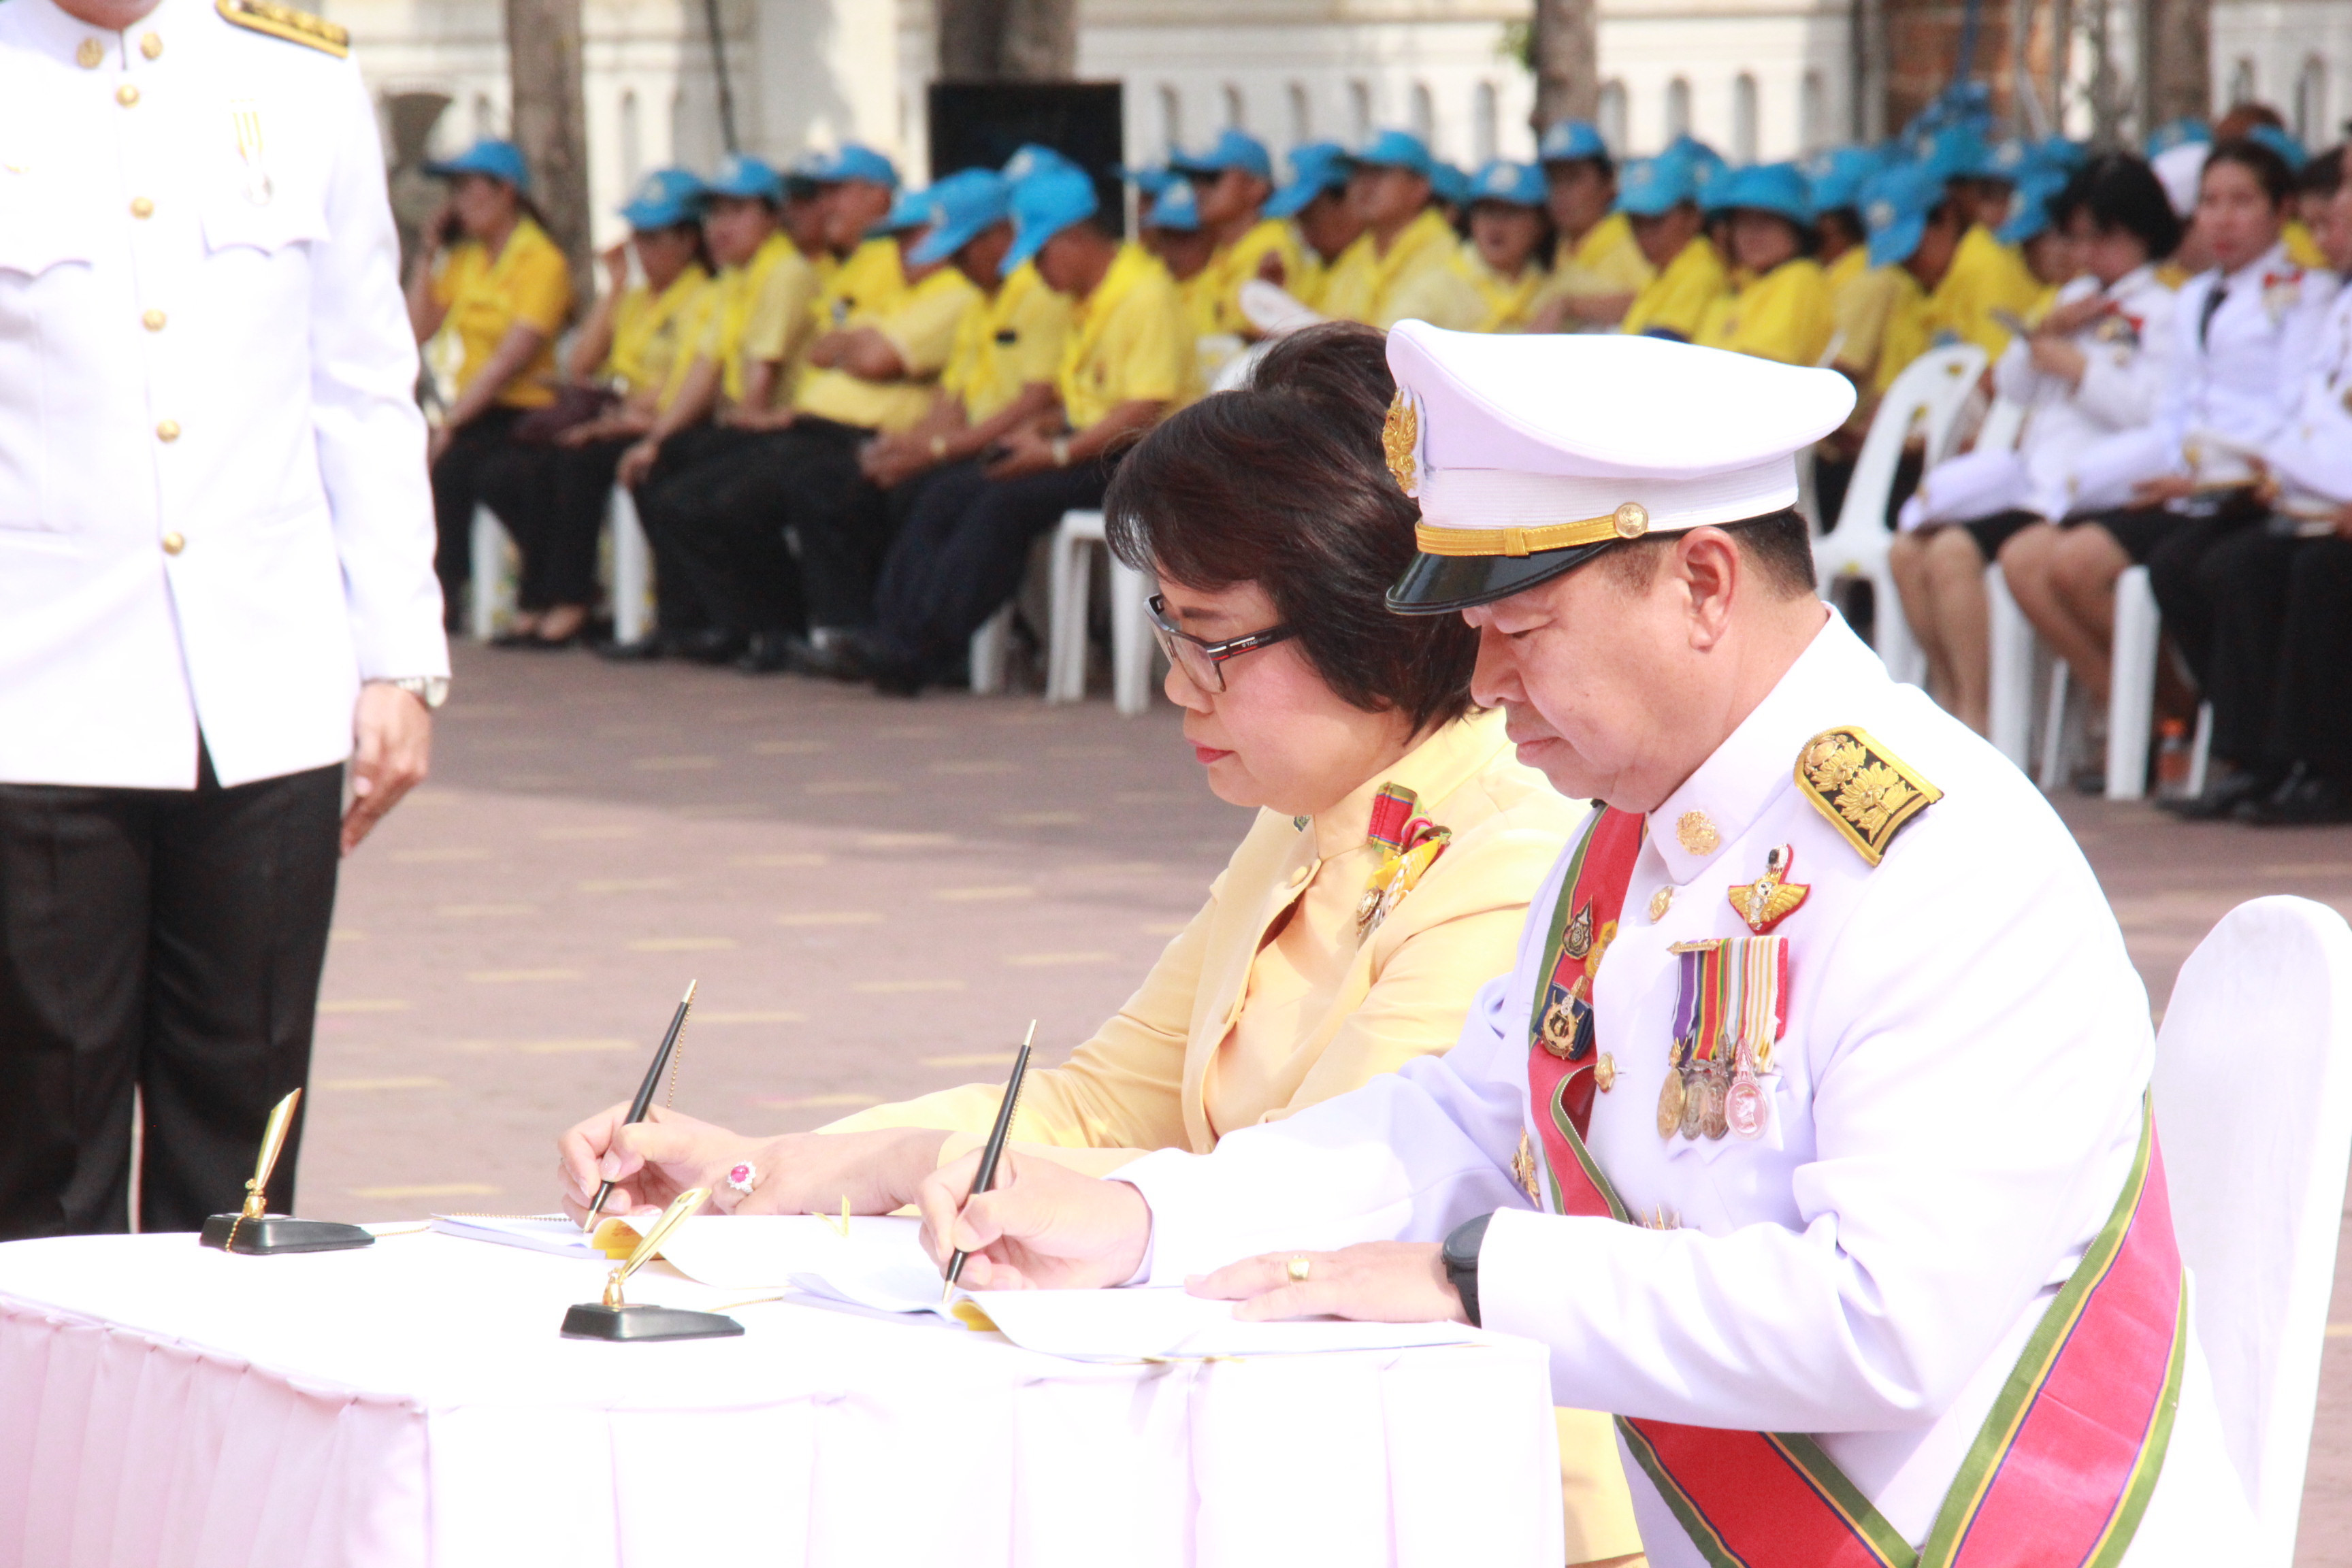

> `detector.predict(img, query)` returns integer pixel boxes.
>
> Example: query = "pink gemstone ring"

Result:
[725,1162,758,1196]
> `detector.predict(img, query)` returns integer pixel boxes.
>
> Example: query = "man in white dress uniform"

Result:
[0,0,446,1237]
[916,325,2255,1565]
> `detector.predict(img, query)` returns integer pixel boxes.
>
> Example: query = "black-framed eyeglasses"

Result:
[1147,595,1297,693]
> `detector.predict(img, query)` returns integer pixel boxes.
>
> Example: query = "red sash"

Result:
[1526,810,2189,1568]
[1526,807,1646,1220]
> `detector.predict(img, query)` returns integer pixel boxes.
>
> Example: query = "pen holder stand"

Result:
[200,1213,375,1255]
[560,1303,744,1341]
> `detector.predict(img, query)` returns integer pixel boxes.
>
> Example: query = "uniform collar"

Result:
[2219,241,2291,291]
[14,0,111,59]
[2105,263,2157,300]
[20,0,203,62]
[1305,707,1511,863]
[1647,608,1877,886]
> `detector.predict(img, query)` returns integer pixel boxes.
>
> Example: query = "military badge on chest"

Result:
[1658,935,1788,1142]
[1535,895,1617,1090]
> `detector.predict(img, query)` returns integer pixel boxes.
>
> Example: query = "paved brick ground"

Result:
[301,642,2352,1560]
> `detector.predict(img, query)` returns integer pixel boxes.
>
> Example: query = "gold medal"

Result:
[1701,1070,1730,1141]
[1593,1053,1616,1092]
[1678,1068,1705,1139]
[1537,1000,1578,1059]
[1655,1068,1685,1139]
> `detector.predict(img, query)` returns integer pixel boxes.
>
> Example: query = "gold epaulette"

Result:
[216,0,349,56]
[1794,726,1941,866]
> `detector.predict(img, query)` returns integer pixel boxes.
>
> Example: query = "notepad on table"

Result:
[429,1213,611,1258]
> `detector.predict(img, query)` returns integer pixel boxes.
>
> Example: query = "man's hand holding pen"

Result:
[913,1149,1153,1292]
[556,1109,951,1224]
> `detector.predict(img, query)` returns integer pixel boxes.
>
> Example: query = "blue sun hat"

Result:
[801,143,899,189]
[1266,142,1348,218]
[1171,128,1273,184]
[1145,178,1203,233]
[1113,163,1175,199]
[2247,124,2308,170]
[1803,146,1886,213]
[1469,159,1547,208]
[906,169,1013,267]
[1002,163,1100,272]
[1347,129,1437,179]
[1431,161,1473,207]
[2144,118,2212,159]
[427,138,531,191]
[1538,118,1610,166]
[1616,152,1699,216]
[619,167,706,230]
[1005,143,1084,184]
[868,184,935,238]
[1861,161,1946,267]
[1708,162,1813,225]
[702,152,783,203]
[1995,169,2071,246]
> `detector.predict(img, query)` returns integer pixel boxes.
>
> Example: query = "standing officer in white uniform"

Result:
[915,326,2254,1565]
[0,0,446,1237]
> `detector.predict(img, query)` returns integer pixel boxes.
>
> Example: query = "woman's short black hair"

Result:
[2058,152,2183,259]
[1103,323,1478,732]
[2203,136,2298,208]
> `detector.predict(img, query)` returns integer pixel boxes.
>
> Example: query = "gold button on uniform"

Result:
[130,196,154,218]
[161,532,184,555]
[116,84,140,108]
[155,419,180,442]
[140,31,163,60]
[1648,885,1675,921]
[76,37,103,68]
[142,309,165,331]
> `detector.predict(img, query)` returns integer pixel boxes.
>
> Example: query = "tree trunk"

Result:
[937,0,1078,82]
[2140,0,2208,127]
[1529,0,1600,133]
[504,0,591,289]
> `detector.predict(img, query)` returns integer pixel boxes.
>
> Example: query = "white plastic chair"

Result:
[2152,896,2352,1565]
[1815,344,1987,685]
[969,604,1014,696]
[1047,509,1159,717]
[608,485,654,647]
[1984,563,2040,769]
[468,502,519,642]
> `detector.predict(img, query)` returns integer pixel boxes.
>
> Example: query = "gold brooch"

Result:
[1675,810,1720,856]
[1382,390,1418,497]
[1728,844,1810,933]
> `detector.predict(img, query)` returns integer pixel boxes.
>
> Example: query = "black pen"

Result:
[942,1019,1037,1298]
[582,979,698,1230]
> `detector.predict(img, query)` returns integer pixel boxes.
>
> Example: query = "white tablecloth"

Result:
[0,1233,1563,1568]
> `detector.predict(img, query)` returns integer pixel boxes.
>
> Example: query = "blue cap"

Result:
[426,138,531,191]
[2038,136,2089,172]
[1431,161,1472,206]
[801,143,899,189]
[1802,146,1885,212]
[1145,178,1203,232]
[1861,162,1946,267]
[1002,164,1100,272]
[704,152,784,203]
[1708,161,1812,224]
[2247,124,2308,170]
[1921,122,1993,184]
[869,184,934,237]
[1347,129,1436,178]
[1468,159,1546,208]
[1995,170,2070,246]
[1537,119,1610,165]
[618,167,706,230]
[906,169,1013,267]
[1114,163,1176,197]
[1266,142,1348,218]
[1666,135,1727,186]
[2145,117,2212,157]
[1616,153,1697,216]
[1171,129,1273,183]
[1006,143,1084,184]
[1978,137,2038,184]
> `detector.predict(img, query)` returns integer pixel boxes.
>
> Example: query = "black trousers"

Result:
[2142,501,2266,690]
[0,751,342,1239]
[870,458,1114,670]
[633,424,830,639]
[2269,538,2352,780]
[429,406,526,625]
[478,436,632,610]
[783,425,897,631]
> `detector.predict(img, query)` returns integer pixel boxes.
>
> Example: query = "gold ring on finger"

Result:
[1286,1256,1311,1283]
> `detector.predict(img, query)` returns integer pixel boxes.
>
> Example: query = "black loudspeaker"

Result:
[927,82,1126,233]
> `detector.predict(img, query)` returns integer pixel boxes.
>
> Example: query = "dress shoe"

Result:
[674,629,749,666]
[2159,768,2276,821]
[734,633,806,674]
[595,634,668,662]
[2237,767,2352,826]
[787,636,870,682]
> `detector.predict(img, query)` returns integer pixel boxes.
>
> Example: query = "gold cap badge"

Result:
[1382,390,1418,499]
[1613,502,1649,538]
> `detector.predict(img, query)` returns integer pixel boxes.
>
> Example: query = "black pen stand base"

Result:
[561,1303,745,1341]
[200,1214,377,1254]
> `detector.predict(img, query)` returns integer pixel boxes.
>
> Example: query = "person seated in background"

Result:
[1261,142,1360,314]
[1385,160,1552,334]
[1143,178,1218,301]
[666,180,985,673]
[1170,129,1303,340]
[406,138,574,629]
[1695,163,1835,366]
[800,143,907,328]
[602,154,820,662]
[1917,127,2047,360]
[2145,154,2352,822]
[834,164,1190,696]
[1891,152,2180,736]
[1999,137,2333,787]
[1616,149,1727,342]
[1525,118,1650,332]
[1316,131,1460,329]
[476,168,714,649]
[557,324,1645,1568]
[2291,144,2344,265]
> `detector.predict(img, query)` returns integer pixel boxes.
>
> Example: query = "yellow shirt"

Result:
[698,233,822,406]
[1534,210,1654,316]
[1191,216,1307,338]
[1318,207,1462,329]
[793,265,982,434]
[941,261,1074,423]
[1829,257,1912,387]
[815,236,907,333]
[1285,234,1331,313]
[1619,234,1727,342]
[428,216,572,408]
[2285,220,2328,270]
[1929,224,2044,359]
[1058,242,1190,429]
[1698,256,1836,366]
[1872,266,1934,395]
[604,265,711,399]
[1385,241,1548,333]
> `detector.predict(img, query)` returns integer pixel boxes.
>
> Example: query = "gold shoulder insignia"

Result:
[1794,727,1942,866]
[216,0,350,56]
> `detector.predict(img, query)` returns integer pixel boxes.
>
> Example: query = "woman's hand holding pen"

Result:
[556,1107,952,1223]
[913,1149,1152,1291]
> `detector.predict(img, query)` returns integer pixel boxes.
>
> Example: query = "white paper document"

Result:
[428,1213,606,1258]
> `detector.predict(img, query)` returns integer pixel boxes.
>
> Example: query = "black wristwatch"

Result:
[1442,1211,1493,1327]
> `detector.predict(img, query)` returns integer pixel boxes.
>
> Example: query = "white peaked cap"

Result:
[1382,322,1857,612]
